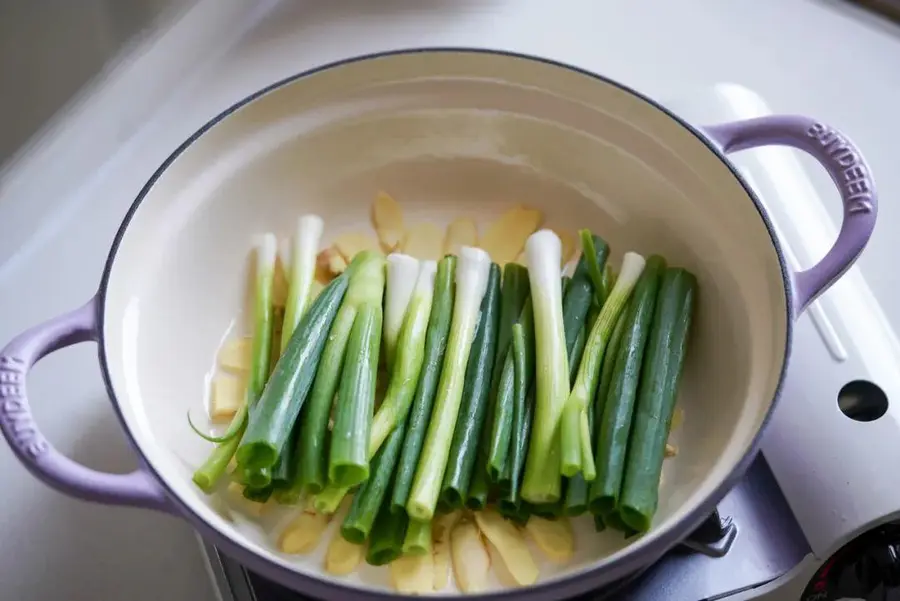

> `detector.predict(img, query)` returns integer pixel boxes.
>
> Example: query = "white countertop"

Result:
[1,1,899,600]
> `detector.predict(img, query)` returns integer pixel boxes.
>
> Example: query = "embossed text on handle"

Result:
[0,355,50,459]
[806,122,874,215]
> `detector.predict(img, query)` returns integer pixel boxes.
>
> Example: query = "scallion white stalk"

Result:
[520,230,571,504]
[406,246,491,521]
[369,260,438,456]
[281,215,324,353]
[560,252,646,481]
[383,253,421,371]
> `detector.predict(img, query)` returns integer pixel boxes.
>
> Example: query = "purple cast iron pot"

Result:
[0,49,877,599]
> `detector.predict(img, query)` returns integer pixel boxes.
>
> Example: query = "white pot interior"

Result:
[101,51,789,593]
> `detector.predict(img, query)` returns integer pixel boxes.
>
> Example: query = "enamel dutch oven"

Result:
[0,50,878,600]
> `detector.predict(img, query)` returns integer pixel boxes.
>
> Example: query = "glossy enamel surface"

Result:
[98,51,789,595]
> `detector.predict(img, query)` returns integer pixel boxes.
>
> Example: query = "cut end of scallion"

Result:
[615,252,647,289]
[525,230,563,291]
[383,253,421,368]
[455,246,492,305]
[254,233,279,268]
[298,214,325,241]
[415,260,438,293]
[340,525,367,546]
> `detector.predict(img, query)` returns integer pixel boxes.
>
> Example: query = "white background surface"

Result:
[1,1,899,600]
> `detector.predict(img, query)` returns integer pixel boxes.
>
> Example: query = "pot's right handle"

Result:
[0,296,173,512]
[703,115,877,314]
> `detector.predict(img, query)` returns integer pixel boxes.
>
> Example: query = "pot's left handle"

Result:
[704,115,877,314]
[0,297,173,513]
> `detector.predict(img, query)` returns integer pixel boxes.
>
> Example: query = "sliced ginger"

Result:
[272,255,289,307]
[372,192,406,251]
[443,217,478,256]
[325,532,364,576]
[317,247,347,279]
[391,553,434,594]
[481,206,542,265]
[279,502,331,555]
[324,501,364,575]
[210,374,246,421]
[474,510,538,586]
[432,511,459,591]
[486,541,518,588]
[402,222,444,261]
[225,481,268,517]
[553,228,577,266]
[217,337,251,373]
[524,516,575,563]
[451,516,490,593]
[333,232,381,262]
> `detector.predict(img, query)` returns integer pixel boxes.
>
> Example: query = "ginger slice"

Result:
[524,515,575,563]
[372,191,406,252]
[474,510,538,586]
[481,207,542,265]
[450,517,490,593]
[402,222,444,261]
[443,217,478,256]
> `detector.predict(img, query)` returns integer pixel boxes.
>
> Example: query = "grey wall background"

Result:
[0,0,192,166]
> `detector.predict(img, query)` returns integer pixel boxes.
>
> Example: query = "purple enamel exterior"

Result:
[0,297,171,512]
[0,50,879,601]
[704,114,877,313]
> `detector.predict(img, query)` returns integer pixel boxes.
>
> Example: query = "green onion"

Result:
[382,254,421,371]
[439,263,501,508]
[243,484,273,503]
[497,322,533,514]
[315,254,422,509]
[281,216,323,352]
[520,230,571,504]
[390,256,457,514]
[313,484,350,515]
[590,256,665,517]
[341,418,408,543]
[402,519,432,556]
[289,253,388,498]
[234,256,356,473]
[328,300,384,488]
[465,455,490,511]
[486,297,534,485]
[580,231,608,308]
[369,260,438,455]
[407,247,491,521]
[619,268,697,533]
[367,504,407,566]
[560,252,645,481]
[192,234,278,491]
[482,264,530,485]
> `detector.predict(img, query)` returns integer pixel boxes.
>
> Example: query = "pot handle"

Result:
[0,297,172,512]
[703,115,877,314]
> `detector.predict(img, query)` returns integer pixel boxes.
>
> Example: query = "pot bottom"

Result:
[204,456,807,601]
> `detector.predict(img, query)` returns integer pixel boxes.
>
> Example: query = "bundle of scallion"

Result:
[189,215,696,564]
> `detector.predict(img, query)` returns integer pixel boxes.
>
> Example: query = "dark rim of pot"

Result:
[94,48,795,600]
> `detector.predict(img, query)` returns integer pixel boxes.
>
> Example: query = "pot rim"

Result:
[94,47,795,599]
